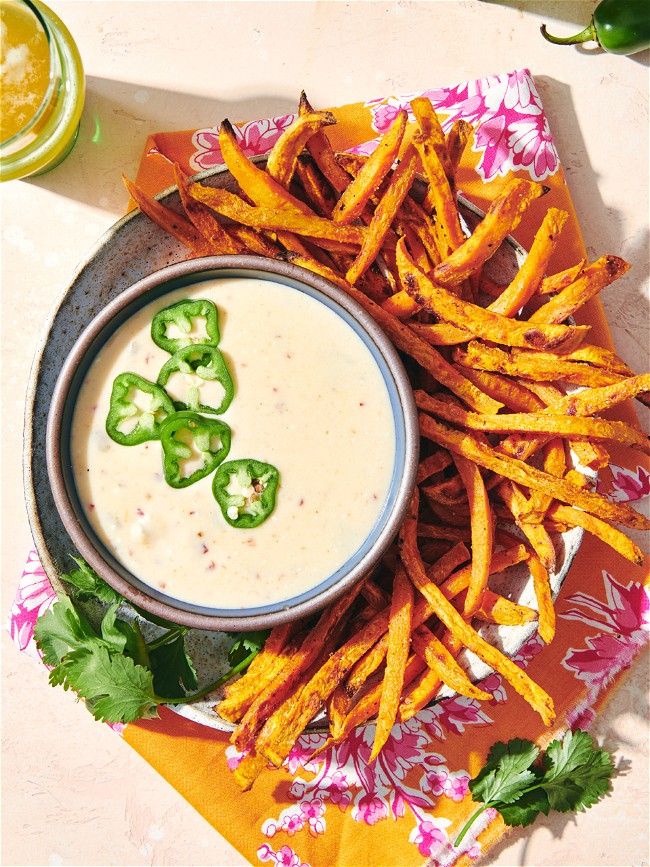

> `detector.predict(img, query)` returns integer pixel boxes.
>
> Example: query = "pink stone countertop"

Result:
[1,2,648,865]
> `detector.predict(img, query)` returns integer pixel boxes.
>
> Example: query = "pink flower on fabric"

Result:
[353,793,389,825]
[598,464,650,503]
[299,798,326,835]
[9,550,56,653]
[257,843,310,867]
[281,812,306,836]
[561,573,650,691]
[425,769,470,802]
[225,744,247,771]
[409,819,449,858]
[370,102,404,133]
[318,770,351,810]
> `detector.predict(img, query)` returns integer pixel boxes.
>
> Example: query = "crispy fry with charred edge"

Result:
[397,239,590,353]
[123,175,212,255]
[432,177,548,287]
[410,96,453,180]
[253,602,402,767]
[399,489,556,725]
[188,184,366,245]
[333,110,407,224]
[300,91,352,194]
[266,110,336,187]
[445,119,473,182]
[455,342,627,389]
[227,579,365,751]
[346,145,418,284]
[218,118,314,214]
[529,255,631,324]
[412,130,465,256]
[536,260,586,294]
[369,567,413,761]
[295,154,336,217]
[511,345,633,377]
[419,413,650,531]
[173,164,247,254]
[452,453,492,616]
[414,388,650,455]
[487,208,568,316]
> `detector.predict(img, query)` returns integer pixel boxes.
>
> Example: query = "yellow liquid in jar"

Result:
[0,0,51,142]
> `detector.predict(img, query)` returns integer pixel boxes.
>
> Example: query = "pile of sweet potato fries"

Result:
[124,93,649,789]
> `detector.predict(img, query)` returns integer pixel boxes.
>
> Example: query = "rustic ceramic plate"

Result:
[24,164,585,732]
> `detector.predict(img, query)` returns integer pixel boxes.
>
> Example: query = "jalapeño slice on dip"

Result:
[70,274,398,612]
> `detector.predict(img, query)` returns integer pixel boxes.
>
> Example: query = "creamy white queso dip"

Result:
[72,276,397,609]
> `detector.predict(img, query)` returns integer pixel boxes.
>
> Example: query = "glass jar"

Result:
[0,0,85,181]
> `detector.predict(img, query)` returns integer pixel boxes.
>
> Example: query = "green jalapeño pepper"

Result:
[151,299,220,354]
[106,372,175,445]
[541,0,650,55]
[160,411,231,488]
[157,343,235,415]
[212,459,280,528]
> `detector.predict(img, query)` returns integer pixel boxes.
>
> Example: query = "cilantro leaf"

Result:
[541,729,614,812]
[228,629,270,668]
[34,595,104,667]
[61,646,159,723]
[149,634,199,699]
[455,730,615,847]
[61,557,124,605]
[471,738,540,806]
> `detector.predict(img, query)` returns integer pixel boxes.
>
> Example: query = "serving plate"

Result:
[24,163,585,732]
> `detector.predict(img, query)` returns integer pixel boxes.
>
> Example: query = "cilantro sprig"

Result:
[454,730,615,846]
[33,557,269,725]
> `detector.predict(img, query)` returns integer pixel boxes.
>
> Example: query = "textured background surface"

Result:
[2,2,648,865]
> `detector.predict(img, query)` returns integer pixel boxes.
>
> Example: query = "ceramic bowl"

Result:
[45,255,419,631]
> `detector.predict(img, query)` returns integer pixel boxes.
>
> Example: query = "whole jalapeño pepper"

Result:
[213,459,280,528]
[160,411,231,488]
[157,343,235,415]
[541,0,650,55]
[106,372,175,445]
[151,299,220,354]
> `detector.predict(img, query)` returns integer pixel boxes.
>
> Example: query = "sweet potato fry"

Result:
[452,453,492,616]
[529,255,631,324]
[432,178,548,287]
[218,118,314,214]
[410,96,452,178]
[498,480,557,573]
[528,554,555,644]
[399,636,461,722]
[412,130,465,255]
[346,145,418,284]
[398,239,590,353]
[266,110,336,187]
[300,91,352,194]
[445,119,473,182]
[123,175,212,255]
[172,164,245,254]
[487,208,568,317]
[415,388,650,455]
[455,342,626,389]
[546,502,644,565]
[536,260,586,295]
[369,567,413,761]
[399,490,555,725]
[416,449,454,483]
[410,624,492,700]
[333,110,407,224]
[230,579,365,751]
[189,183,366,245]
[419,413,650,531]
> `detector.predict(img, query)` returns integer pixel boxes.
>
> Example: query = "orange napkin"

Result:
[16,70,649,867]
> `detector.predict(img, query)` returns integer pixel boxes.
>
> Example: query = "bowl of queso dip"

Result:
[47,256,419,631]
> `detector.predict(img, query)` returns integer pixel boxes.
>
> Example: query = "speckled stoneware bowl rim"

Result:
[45,255,420,631]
